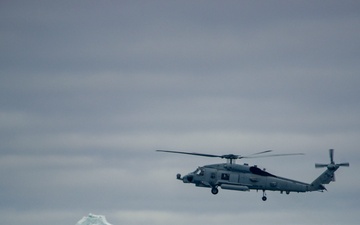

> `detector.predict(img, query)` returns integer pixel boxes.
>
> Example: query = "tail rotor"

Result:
[315,149,349,181]
[329,148,334,164]
[309,149,350,190]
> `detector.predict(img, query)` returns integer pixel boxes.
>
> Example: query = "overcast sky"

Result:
[1,1,360,225]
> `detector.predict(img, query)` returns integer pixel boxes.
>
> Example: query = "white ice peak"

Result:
[76,213,113,225]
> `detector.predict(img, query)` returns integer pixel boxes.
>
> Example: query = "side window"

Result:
[221,173,230,180]
[210,172,216,179]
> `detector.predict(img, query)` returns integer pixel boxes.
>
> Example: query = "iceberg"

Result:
[76,213,113,225]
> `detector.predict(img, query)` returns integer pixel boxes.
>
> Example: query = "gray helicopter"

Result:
[157,149,349,201]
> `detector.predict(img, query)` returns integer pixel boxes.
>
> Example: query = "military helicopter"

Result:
[157,149,349,201]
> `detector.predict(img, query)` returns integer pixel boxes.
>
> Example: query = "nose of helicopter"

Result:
[183,175,194,183]
[182,174,194,183]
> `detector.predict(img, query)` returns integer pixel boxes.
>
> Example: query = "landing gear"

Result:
[262,190,267,201]
[211,187,219,195]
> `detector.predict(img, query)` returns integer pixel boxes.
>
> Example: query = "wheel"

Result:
[211,187,219,195]
[262,190,267,201]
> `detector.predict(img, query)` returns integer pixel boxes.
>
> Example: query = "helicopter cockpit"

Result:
[182,167,204,183]
[193,167,205,176]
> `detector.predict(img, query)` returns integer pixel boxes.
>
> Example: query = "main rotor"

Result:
[156,149,304,164]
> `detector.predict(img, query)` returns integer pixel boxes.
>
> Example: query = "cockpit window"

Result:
[194,168,204,176]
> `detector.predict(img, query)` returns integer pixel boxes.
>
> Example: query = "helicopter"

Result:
[156,149,349,201]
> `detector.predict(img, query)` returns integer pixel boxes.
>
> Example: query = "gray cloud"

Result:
[1,1,360,225]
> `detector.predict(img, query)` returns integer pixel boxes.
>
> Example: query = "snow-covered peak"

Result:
[76,213,113,225]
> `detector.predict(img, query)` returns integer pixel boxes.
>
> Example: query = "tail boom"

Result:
[309,168,336,191]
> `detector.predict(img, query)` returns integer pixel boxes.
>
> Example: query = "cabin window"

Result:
[221,173,230,180]
[211,173,216,179]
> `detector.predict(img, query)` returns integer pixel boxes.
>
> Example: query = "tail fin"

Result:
[310,169,335,191]
[310,149,349,191]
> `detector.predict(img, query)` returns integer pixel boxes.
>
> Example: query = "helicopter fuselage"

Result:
[179,163,323,197]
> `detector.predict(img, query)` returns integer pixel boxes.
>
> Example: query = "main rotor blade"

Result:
[242,153,304,159]
[239,150,272,159]
[157,150,304,160]
[156,150,221,158]
[337,162,350,167]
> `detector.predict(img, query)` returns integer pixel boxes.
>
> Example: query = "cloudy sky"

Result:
[1,1,360,224]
